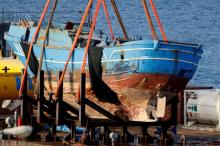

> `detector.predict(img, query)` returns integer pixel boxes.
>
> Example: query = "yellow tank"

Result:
[0,58,24,73]
[0,58,34,99]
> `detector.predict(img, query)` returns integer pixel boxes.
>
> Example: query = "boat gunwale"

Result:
[12,50,199,67]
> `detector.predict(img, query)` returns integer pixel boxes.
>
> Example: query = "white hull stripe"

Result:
[14,43,25,56]
[14,52,198,66]
[35,57,198,66]
[14,53,198,66]
[18,44,25,55]
[112,48,201,57]
[14,43,21,54]
[13,43,198,66]
[40,59,83,64]
[14,51,25,57]
[107,57,198,66]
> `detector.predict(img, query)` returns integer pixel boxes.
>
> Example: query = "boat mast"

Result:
[141,0,157,40]
[36,0,58,94]
[110,0,128,39]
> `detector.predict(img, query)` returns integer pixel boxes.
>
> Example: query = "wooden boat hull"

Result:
[4,24,203,121]
[4,25,202,87]
[103,73,189,92]
[4,24,203,94]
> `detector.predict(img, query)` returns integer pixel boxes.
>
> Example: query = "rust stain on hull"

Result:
[103,73,189,93]
[39,72,186,122]
[42,72,189,94]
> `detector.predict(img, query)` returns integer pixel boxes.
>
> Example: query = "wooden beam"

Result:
[56,71,63,125]
[37,70,44,123]
[79,73,86,127]
[86,99,124,122]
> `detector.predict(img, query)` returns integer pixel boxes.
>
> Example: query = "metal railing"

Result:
[0,10,84,24]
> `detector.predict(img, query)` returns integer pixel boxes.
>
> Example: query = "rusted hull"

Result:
[42,72,189,94]
[5,25,202,99]
[40,72,185,122]
[4,24,202,122]
[103,73,189,93]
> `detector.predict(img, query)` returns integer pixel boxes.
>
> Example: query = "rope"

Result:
[110,0,128,39]
[101,0,115,40]
[141,0,157,40]
[36,0,58,95]
[149,0,168,42]
[75,0,102,102]
[81,0,101,74]
[54,0,93,99]
[19,0,51,97]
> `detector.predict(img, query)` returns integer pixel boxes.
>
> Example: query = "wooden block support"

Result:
[37,70,44,123]
[156,97,166,117]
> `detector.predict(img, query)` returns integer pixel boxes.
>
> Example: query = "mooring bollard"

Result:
[14,110,18,127]
[180,135,186,146]
[133,133,139,145]
[109,132,118,146]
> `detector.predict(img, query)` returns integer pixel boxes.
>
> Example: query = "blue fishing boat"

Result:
[4,22,202,94]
